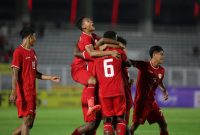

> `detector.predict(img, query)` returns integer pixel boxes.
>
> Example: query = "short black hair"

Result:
[76,17,85,31]
[149,45,164,58]
[117,36,127,46]
[20,27,35,39]
[103,31,117,40]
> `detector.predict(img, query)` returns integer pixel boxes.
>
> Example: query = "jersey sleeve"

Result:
[78,36,93,51]
[131,60,145,70]
[114,49,127,62]
[83,51,94,61]
[11,49,22,69]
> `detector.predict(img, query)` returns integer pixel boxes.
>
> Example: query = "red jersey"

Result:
[71,32,99,72]
[93,48,127,97]
[11,45,37,99]
[133,61,165,104]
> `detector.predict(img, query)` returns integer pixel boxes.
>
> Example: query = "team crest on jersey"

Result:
[158,73,162,79]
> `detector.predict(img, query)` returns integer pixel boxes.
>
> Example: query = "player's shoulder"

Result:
[79,32,92,42]
[30,48,36,53]
[92,33,98,37]
[92,33,99,39]
[140,61,148,65]
[13,45,23,53]
[159,65,165,72]
[93,57,103,65]
[81,32,92,38]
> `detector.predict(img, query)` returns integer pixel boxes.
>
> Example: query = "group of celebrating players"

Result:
[71,17,169,135]
[9,17,169,135]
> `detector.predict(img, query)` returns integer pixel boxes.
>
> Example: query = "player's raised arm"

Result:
[73,43,94,61]
[99,43,125,51]
[159,81,168,101]
[9,67,19,103]
[85,44,120,58]
[94,37,124,49]
[127,59,146,69]
[36,71,60,83]
[121,59,137,68]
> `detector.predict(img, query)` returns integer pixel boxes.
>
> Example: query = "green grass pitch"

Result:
[0,108,200,135]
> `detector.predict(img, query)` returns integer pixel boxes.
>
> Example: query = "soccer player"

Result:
[93,31,127,135]
[128,46,169,135]
[9,27,60,135]
[71,17,122,135]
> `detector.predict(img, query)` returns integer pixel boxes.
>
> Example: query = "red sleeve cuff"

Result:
[11,65,20,69]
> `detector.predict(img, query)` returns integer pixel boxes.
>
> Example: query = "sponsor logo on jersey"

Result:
[158,73,162,79]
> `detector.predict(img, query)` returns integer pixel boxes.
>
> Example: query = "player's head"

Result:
[117,36,127,46]
[76,17,95,32]
[149,45,164,64]
[103,31,118,40]
[20,27,36,46]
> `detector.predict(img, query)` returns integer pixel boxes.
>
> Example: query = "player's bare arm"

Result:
[95,38,125,50]
[94,38,118,48]
[99,44,124,51]
[159,81,168,101]
[36,71,61,83]
[10,67,19,103]
[85,44,120,58]
[73,43,122,59]
[122,59,138,67]
[73,43,84,58]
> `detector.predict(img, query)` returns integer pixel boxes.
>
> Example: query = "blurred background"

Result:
[0,0,200,135]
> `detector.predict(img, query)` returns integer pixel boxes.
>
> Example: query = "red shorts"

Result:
[100,95,126,117]
[81,87,99,122]
[16,97,36,119]
[133,101,165,124]
[71,67,92,85]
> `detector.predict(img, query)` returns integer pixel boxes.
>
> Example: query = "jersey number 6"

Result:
[103,59,114,77]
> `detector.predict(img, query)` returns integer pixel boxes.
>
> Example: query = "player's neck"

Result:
[83,30,93,35]
[150,59,159,69]
[21,40,31,50]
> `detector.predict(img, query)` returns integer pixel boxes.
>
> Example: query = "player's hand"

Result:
[163,90,168,101]
[111,50,121,59]
[99,44,107,51]
[119,42,126,49]
[9,90,17,103]
[50,76,61,83]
